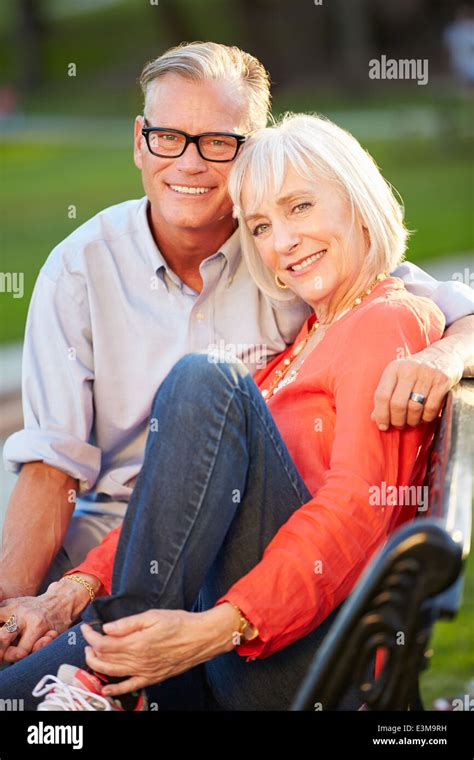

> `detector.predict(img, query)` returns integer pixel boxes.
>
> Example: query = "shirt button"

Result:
[195,311,205,321]
[227,276,233,286]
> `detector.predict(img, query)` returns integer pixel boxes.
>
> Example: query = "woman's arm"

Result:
[80,601,251,697]
[213,299,446,661]
[0,571,102,662]
[63,524,122,595]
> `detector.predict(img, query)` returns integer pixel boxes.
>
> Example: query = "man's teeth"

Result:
[290,250,327,271]
[169,185,211,195]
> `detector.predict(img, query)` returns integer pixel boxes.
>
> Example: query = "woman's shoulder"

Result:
[334,277,446,353]
[355,277,443,328]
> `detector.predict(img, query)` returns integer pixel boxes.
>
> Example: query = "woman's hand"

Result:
[82,602,242,697]
[0,573,101,662]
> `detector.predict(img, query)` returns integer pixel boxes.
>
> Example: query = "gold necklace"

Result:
[261,272,389,402]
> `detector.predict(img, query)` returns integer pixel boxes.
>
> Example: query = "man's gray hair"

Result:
[139,41,271,132]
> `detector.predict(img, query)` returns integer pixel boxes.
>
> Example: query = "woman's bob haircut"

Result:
[229,113,409,301]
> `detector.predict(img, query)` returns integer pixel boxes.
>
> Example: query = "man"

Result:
[1,42,473,614]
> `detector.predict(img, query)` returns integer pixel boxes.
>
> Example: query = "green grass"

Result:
[1,133,472,344]
[420,505,474,708]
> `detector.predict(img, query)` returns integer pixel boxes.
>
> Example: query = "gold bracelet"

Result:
[62,574,96,603]
[227,602,259,642]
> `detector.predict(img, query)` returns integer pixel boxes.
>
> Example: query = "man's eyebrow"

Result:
[244,190,314,223]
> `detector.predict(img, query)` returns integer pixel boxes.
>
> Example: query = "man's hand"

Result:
[372,345,464,430]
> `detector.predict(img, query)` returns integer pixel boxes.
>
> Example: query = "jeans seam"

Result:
[147,383,241,607]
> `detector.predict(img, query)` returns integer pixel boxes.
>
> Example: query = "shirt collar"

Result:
[137,196,241,287]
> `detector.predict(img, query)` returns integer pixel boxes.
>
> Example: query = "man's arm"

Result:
[2,262,100,598]
[0,462,77,599]
[372,315,473,430]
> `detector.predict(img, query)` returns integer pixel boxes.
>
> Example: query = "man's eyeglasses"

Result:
[141,119,247,163]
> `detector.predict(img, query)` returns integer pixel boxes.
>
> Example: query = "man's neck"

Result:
[147,206,237,293]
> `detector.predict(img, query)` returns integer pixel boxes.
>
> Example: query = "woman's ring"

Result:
[1,614,18,633]
[409,391,427,406]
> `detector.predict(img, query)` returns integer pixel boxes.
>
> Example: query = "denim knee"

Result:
[150,352,251,414]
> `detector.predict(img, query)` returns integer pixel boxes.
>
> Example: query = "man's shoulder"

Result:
[42,197,147,281]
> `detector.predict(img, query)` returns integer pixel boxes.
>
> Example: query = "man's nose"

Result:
[175,142,208,173]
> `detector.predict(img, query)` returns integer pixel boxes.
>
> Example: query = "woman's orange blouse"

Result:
[67,278,445,663]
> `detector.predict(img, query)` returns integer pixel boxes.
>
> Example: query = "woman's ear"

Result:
[362,225,371,252]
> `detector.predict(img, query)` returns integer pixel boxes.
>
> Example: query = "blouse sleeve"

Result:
[214,299,445,660]
[63,525,122,595]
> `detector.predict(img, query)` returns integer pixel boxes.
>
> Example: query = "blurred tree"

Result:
[330,0,375,87]
[158,0,198,46]
[15,0,47,93]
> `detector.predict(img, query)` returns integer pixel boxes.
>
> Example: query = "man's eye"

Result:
[162,133,178,141]
[211,139,225,146]
[293,202,312,213]
[252,223,269,237]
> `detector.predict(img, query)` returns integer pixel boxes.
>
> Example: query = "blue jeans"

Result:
[0,354,361,711]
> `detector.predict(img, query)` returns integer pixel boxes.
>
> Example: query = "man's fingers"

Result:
[421,380,449,423]
[386,374,415,429]
[405,378,435,426]
[372,363,399,430]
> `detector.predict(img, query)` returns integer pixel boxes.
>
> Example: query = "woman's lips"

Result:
[286,249,327,277]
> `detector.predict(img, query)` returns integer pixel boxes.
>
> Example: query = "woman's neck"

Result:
[312,270,384,326]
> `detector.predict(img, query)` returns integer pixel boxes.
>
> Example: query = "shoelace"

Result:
[32,674,113,711]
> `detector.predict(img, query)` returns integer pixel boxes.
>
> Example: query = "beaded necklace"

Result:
[261,272,389,402]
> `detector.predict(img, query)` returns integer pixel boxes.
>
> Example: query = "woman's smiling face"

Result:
[241,163,370,317]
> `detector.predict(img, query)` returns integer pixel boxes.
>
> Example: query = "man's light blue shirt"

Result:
[4,197,473,517]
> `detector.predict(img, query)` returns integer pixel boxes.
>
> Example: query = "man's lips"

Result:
[285,249,327,274]
[166,183,216,196]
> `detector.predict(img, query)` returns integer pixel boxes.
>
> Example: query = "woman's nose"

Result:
[272,226,301,257]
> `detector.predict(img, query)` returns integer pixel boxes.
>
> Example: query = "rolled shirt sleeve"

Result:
[393,260,474,326]
[3,261,101,488]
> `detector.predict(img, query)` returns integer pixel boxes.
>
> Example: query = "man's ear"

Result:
[133,116,144,171]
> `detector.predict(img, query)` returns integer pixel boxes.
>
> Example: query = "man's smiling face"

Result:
[134,74,249,235]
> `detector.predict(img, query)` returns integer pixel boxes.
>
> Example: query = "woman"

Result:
[0,114,444,711]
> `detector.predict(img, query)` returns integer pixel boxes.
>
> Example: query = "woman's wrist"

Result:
[199,602,255,656]
[47,573,102,620]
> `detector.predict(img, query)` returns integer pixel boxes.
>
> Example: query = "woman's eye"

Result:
[252,223,269,237]
[293,202,312,213]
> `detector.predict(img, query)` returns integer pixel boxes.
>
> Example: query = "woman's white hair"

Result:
[229,113,409,301]
[140,42,271,132]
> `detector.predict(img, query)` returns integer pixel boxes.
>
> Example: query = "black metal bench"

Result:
[291,379,473,711]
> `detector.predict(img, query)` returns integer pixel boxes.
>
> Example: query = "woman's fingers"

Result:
[0,606,23,661]
[102,675,147,698]
[32,631,59,652]
[84,646,130,677]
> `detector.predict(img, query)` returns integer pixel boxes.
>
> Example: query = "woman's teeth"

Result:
[290,250,327,271]
[169,185,211,195]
